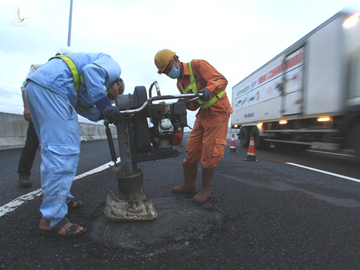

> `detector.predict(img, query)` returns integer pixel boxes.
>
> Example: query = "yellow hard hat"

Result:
[154,49,176,74]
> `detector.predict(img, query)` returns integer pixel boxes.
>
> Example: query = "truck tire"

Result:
[239,127,250,148]
[250,127,270,150]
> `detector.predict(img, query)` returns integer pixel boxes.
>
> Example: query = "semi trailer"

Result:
[231,9,360,162]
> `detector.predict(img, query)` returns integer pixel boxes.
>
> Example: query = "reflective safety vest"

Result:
[180,60,226,109]
[50,55,86,93]
[50,55,91,111]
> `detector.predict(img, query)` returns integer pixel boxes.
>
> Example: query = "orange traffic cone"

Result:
[229,134,236,152]
[244,136,258,162]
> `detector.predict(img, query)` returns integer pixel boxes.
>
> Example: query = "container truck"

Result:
[231,9,360,162]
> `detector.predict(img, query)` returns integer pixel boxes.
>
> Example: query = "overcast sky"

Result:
[1,0,360,126]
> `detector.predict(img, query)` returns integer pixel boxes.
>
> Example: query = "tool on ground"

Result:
[104,81,201,221]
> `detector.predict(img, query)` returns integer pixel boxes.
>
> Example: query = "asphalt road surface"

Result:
[1,138,360,269]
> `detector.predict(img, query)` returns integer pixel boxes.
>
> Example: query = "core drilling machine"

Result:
[104,81,201,221]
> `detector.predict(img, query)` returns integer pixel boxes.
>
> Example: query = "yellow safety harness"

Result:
[50,55,95,111]
[180,60,226,109]
[50,55,86,93]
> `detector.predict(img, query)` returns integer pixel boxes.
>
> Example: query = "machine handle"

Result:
[149,81,161,98]
[119,93,203,114]
[104,120,117,166]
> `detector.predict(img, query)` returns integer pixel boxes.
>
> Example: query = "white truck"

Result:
[231,9,360,162]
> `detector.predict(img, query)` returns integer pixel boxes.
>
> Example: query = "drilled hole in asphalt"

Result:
[90,196,223,249]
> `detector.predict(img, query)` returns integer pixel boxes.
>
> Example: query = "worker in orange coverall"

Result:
[154,49,233,203]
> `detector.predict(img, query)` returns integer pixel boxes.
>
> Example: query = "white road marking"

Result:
[286,162,360,184]
[307,149,355,157]
[0,158,120,218]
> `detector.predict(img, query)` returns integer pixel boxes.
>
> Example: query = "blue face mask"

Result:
[167,66,180,79]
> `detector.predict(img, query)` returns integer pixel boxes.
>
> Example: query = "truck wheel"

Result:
[250,127,270,150]
[239,127,250,148]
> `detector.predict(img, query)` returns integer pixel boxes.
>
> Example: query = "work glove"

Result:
[178,98,189,107]
[102,105,121,123]
[198,88,211,102]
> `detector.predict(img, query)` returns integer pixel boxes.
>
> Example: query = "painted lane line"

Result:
[0,158,120,218]
[307,150,355,157]
[74,158,119,181]
[0,190,43,218]
[286,162,360,184]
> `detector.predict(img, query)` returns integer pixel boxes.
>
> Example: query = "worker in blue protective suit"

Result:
[25,52,123,238]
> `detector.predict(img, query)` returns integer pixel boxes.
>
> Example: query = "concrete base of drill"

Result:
[104,169,158,221]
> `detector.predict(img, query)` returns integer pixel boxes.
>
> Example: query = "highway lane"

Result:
[2,139,359,196]
[1,139,360,223]
[1,139,360,268]
[218,144,360,208]
[2,139,359,208]
[253,145,360,198]
[0,139,119,206]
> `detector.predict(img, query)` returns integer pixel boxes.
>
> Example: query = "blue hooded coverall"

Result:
[25,52,121,227]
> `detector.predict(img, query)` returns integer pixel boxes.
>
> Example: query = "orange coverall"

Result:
[176,59,233,168]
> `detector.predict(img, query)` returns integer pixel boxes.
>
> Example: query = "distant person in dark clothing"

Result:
[18,63,41,187]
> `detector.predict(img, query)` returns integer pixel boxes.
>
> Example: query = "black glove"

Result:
[198,88,211,101]
[99,111,105,120]
[102,105,121,123]
[178,98,189,107]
